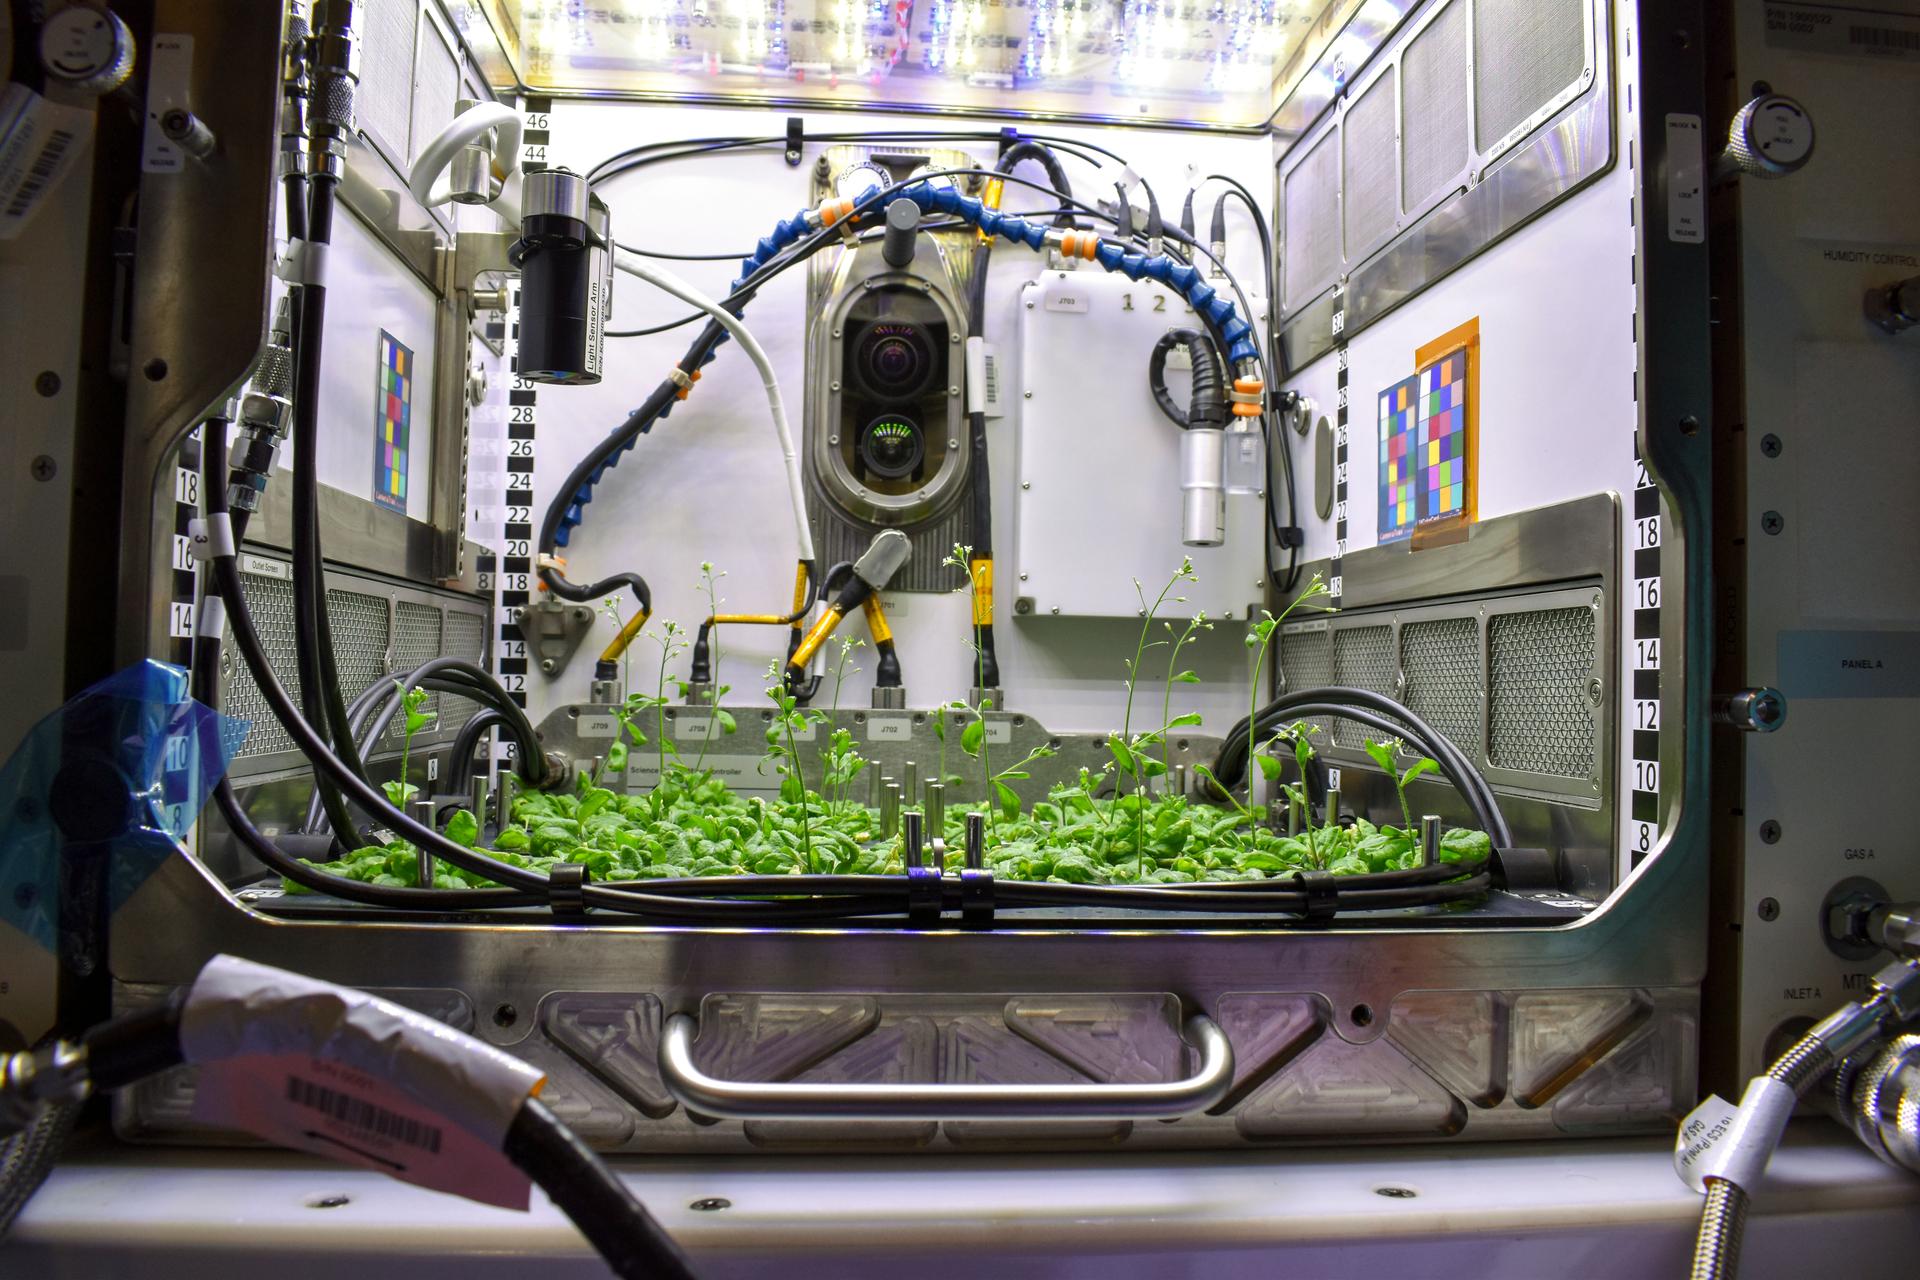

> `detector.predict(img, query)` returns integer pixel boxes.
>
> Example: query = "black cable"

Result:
[447,708,506,786]
[1147,328,1225,429]
[502,1096,698,1280]
[585,129,1122,187]
[1212,687,1513,848]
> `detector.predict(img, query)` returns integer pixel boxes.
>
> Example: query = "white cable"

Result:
[407,102,524,223]
[613,247,816,564]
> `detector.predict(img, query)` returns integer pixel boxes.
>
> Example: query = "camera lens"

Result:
[858,415,924,480]
[855,323,932,399]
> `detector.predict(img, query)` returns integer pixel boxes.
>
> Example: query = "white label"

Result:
[141,36,195,173]
[866,715,912,741]
[0,85,91,241]
[575,713,616,739]
[1045,290,1089,313]
[1325,766,1342,789]
[674,713,720,741]
[241,554,291,580]
[984,719,1013,745]
[982,344,1004,418]
[1766,3,1920,61]
[1675,1094,1740,1190]
[875,593,909,619]
[1665,114,1706,244]
[624,752,769,790]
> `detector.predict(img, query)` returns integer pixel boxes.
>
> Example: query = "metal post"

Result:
[1420,814,1442,867]
[470,774,491,831]
[880,780,900,839]
[903,760,919,807]
[408,797,437,887]
[925,781,947,859]
[1325,784,1341,829]
[903,810,925,871]
[964,810,986,870]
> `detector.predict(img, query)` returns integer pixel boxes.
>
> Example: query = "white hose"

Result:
[407,101,524,223]
[613,248,816,564]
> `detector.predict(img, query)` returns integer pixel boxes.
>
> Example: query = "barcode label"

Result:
[0,85,92,240]
[1766,3,1920,61]
[1851,23,1919,50]
[3,128,72,220]
[285,1074,444,1154]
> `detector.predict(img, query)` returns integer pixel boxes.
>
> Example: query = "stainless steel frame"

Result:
[100,0,1717,1156]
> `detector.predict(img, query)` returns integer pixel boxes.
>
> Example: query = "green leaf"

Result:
[1106,736,1136,775]
[605,741,628,774]
[1173,670,1201,684]
[960,718,985,757]
[445,809,479,848]
[993,780,1021,820]
[382,779,417,806]
[1363,738,1399,774]
[1254,753,1282,781]
[1167,712,1203,728]
[1399,757,1440,789]
[713,709,737,735]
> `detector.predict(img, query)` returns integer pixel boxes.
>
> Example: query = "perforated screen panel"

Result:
[326,589,391,711]
[1342,68,1398,260]
[440,609,490,731]
[1283,129,1341,312]
[390,601,445,740]
[1277,626,1333,739]
[224,574,300,758]
[1472,0,1586,151]
[1332,625,1399,747]
[1401,0,1469,213]
[1400,616,1481,760]
[1488,605,1598,778]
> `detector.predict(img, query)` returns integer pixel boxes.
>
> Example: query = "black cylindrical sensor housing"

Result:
[881,199,919,269]
[518,239,596,383]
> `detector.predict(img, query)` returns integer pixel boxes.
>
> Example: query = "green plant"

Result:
[1242,573,1333,819]
[761,658,825,870]
[599,689,653,785]
[945,542,998,821]
[382,681,436,807]
[689,563,736,774]
[1364,736,1441,832]
[599,595,633,694]
[930,699,969,787]
[819,637,870,814]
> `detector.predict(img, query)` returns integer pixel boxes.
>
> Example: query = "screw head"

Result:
[1587,677,1604,703]
[689,1198,732,1212]
[830,380,841,392]
[1757,897,1780,922]
[29,455,56,482]
[540,659,556,673]
[1021,481,1031,490]
[34,370,60,397]
[1023,390,1033,399]
[1678,413,1700,435]
[143,358,168,381]
[1025,300,1035,309]
[1761,510,1785,536]
[1759,434,1782,458]
[1759,819,1782,844]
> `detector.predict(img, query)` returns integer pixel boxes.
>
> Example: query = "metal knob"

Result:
[1866,275,1920,335]
[881,199,920,269]
[1420,814,1442,866]
[1717,93,1814,181]
[902,810,925,870]
[964,810,987,870]
[1714,687,1787,733]
[39,7,136,96]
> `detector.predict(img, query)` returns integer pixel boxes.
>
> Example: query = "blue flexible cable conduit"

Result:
[555,187,1256,546]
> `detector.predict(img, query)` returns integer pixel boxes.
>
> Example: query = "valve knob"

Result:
[39,6,136,96]
[1717,93,1815,181]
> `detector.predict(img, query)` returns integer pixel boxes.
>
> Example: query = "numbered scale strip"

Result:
[490,96,550,764]
[1329,284,1349,607]
[170,429,205,664]
[1629,441,1662,868]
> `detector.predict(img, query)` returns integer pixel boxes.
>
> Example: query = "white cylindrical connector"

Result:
[1180,427,1226,548]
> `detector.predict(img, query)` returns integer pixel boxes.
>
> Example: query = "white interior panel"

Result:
[529,101,1275,733]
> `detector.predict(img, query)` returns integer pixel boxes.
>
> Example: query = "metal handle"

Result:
[658,1012,1234,1122]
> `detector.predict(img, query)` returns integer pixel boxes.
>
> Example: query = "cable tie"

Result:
[548,862,590,918]
[275,238,329,287]
[906,864,943,926]
[960,867,995,928]
[187,513,235,563]
[1289,869,1339,922]
[667,366,692,390]
[535,553,567,573]
[197,595,228,640]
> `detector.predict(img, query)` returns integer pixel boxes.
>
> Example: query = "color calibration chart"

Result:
[1377,347,1469,543]
[374,330,413,515]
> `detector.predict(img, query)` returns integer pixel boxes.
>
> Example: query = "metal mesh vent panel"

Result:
[1400,617,1482,760]
[225,575,300,758]
[1402,0,1469,212]
[1342,69,1398,260]
[1473,0,1586,151]
[1282,129,1341,311]
[1277,627,1332,739]
[326,590,390,709]
[1332,625,1397,747]
[390,601,445,740]
[1488,606,1596,777]
[440,610,489,730]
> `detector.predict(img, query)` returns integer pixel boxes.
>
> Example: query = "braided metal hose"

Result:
[1688,1033,1835,1280]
